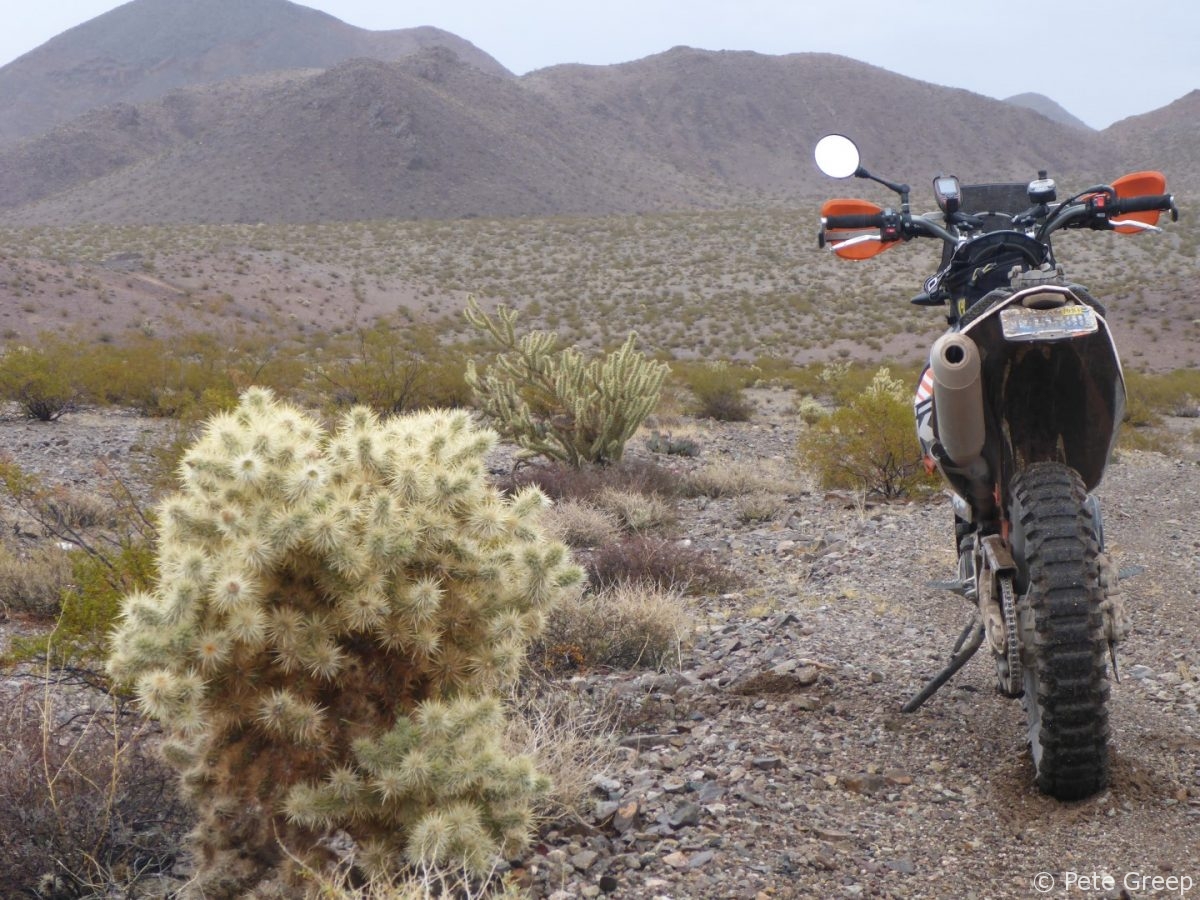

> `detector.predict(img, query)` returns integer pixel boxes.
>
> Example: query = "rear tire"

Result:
[1010,462,1109,800]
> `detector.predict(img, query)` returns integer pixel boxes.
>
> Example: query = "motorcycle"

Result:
[813,133,1179,800]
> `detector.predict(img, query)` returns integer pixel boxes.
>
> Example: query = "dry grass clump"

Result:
[686,460,798,499]
[0,681,189,897]
[735,491,786,524]
[504,679,619,822]
[0,542,73,617]
[540,500,622,549]
[593,487,677,532]
[501,458,687,503]
[535,582,691,672]
[586,535,730,595]
[36,484,120,531]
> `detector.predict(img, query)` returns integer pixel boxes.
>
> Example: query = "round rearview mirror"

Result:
[814,134,861,179]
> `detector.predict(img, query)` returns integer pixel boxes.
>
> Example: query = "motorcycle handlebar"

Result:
[1108,194,1174,215]
[823,213,886,229]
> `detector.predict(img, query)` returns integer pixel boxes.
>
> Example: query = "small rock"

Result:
[592,775,623,795]
[668,801,702,829]
[612,798,639,834]
[843,774,888,796]
[662,850,690,869]
[571,850,599,872]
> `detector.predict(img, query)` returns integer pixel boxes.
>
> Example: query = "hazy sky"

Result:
[2,0,1196,129]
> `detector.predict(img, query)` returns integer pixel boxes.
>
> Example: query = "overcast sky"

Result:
[2,0,1196,129]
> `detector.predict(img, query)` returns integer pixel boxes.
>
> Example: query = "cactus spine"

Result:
[464,297,669,467]
[107,388,582,896]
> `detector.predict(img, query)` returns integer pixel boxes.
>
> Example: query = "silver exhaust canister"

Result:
[930,332,985,468]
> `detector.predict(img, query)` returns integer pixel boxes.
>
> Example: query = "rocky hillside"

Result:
[0,0,508,145]
[1106,90,1200,188]
[0,0,1193,224]
[0,52,710,224]
[0,48,1137,225]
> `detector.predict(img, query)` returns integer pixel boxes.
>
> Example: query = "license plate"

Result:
[1000,305,1098,341]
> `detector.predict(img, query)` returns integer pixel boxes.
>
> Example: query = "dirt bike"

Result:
[813,134,1179,800]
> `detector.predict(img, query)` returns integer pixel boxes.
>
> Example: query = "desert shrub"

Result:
[793,394,829,425]
[501,459,687,503]
[0,542,74,618]
[735,491,785,523]
[685,460,794,499]
[1117,425,1178,456]
[0,454,124,545]
[586,534,731,595]
[797,367,934,500]
[643,430,701,457]
[7,541,157,670]
[0,685,189,897]
[465,297,668,466]
[678,361,754,421]
[103,334,248,418]
[36,484,120,531]
[593,487,677,532]
[317,321,471,414]
[106,390,582,895]
[1124,368,1200,427]
[540,500,622,549]
[0,336,84,420]
[503,680,618,821]
[534,582,691,672]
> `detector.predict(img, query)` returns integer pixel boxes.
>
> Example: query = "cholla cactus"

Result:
[107,388,582,896]
[464,297,669,467]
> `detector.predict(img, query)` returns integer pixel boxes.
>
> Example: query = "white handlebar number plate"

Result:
[1000,305,1098,341]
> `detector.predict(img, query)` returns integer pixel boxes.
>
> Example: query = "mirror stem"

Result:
[857,168,910,211]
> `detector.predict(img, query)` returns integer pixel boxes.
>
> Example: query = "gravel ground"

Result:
[1,394,1198,900]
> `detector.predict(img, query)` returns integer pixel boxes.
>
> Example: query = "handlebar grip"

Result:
[1109,194,1173,214]
[823,213,886,229]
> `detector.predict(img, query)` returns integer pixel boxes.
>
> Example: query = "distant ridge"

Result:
[0,0,508,145]
[1103,89,1200,187]
[1004,93,1093,131]
[1,4,1195,226]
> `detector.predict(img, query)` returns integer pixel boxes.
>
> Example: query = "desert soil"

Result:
[1,391,1198,900]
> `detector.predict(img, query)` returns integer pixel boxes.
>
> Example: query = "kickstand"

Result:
[901,618,984,713]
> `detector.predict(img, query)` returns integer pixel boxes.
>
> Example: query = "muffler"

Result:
[930,333,985,469]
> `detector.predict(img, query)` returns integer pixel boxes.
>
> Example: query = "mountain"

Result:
[1,46,1139,226]
[0,0,508,145]
[525,49,1122,191]
[1103,90,1200,188]
[1004,93,1092,131]
[0,52,719,225]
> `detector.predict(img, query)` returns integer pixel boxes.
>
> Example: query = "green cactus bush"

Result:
[464,297,669,467]
[106,388,582,897]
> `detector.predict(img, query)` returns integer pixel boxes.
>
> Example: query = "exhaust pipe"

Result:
[930,333,984,468]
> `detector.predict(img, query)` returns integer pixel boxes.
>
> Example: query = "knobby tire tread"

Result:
[1012,462,1109,801]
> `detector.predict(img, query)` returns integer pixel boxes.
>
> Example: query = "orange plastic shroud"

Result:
[820,198,894,259]
[1103,171,1167,233]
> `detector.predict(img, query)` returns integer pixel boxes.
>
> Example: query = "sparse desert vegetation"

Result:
[2,205,1196,368]
[0,204,1197,897]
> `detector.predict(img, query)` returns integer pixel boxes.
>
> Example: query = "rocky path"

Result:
[1,397,1198,899]
[525,398,1200,900]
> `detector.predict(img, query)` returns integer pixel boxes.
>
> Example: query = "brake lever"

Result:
[1109,219,1163,234]
[825,233,882,251]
